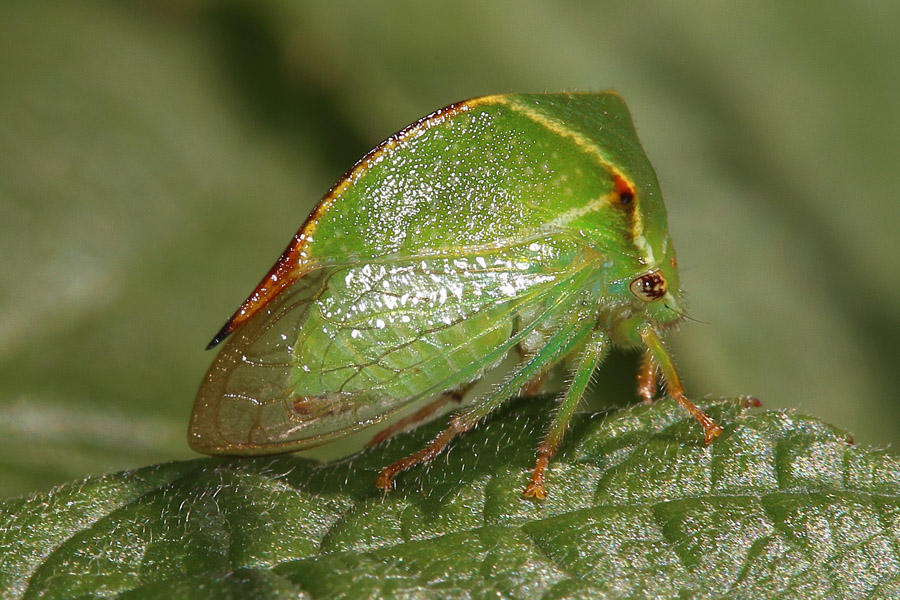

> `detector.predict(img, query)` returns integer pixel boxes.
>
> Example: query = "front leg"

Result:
[637,348,658,404]
[641,327,723,444]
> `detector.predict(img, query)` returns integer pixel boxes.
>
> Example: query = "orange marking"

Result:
[206,231,311,348]
[613,173,635,204]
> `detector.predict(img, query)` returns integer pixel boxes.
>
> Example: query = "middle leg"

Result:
[375,316,596,492]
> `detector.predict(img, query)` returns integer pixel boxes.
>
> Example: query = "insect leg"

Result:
[637,348,658,404]
[516,343,549,396]
[365,383,474,448]
[375,313,596,492]
[520,370,548,397]
[523,329,608,499]
[641,327,723,443]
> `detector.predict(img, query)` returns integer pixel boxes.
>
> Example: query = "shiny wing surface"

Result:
[189,235,594,454]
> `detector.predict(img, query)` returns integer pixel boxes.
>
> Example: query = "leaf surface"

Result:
[4,397,900,599]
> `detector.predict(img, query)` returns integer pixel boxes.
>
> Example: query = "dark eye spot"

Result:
[612,173,636,210]
[629,271,667,302]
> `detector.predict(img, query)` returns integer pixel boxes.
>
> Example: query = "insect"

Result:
[189,92,722,499]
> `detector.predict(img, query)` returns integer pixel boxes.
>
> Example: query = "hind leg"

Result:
[366,383,473,448]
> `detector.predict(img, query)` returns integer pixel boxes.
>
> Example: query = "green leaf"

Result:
[4,397,900,599]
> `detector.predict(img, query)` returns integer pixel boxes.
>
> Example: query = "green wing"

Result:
[189,235,597,454]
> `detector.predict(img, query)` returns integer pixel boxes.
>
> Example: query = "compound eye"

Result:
[629,270,667,302]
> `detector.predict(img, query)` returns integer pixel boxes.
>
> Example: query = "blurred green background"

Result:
[1,1,898,498]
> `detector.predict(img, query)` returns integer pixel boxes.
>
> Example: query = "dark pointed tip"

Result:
[206,320,235,350]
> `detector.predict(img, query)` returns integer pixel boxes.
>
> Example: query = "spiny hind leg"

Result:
[366,383,473,448]
[375,419,467,492]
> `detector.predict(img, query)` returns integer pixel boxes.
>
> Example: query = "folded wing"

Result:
[189,235,595,454]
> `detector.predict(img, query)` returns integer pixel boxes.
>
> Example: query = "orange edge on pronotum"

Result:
[206,96,494,349]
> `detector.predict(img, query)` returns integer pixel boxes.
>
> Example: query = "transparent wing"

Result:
[189,235,596,454]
